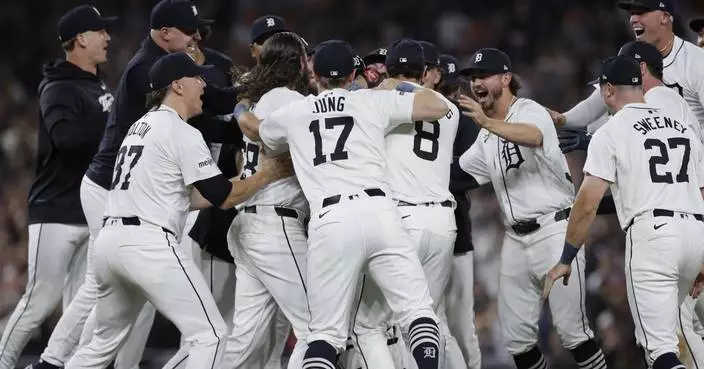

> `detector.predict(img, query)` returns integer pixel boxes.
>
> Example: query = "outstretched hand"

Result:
[542,263,572,301]
[457,95,488,127]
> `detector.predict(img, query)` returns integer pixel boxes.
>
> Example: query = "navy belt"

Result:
[511,207,571,236]
[243,206,299,219]
[322,188,386,208]
[397,199,453,208]
[103,216,175,236]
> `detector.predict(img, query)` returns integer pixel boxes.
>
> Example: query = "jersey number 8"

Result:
[644,137,690,184]
[413,120,440,161]
[111,145,144,190]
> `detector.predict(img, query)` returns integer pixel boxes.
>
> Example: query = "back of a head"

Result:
[618,40,664,81]
[385,38,425,81]
[313,40,356,91]
[598,55,644,112]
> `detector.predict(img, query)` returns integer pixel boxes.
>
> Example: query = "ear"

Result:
[503,73,512,87]
[161,27,171,41]
[74,32,88,48]
[170,79,184,96]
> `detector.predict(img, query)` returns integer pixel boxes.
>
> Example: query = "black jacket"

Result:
[451,111,480,254]
[28,60,113,225]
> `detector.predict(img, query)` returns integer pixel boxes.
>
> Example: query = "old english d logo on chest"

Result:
[500,138,524,171]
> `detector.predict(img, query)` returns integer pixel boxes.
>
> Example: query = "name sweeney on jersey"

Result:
[633,115,687,135]
[126,120,152,139]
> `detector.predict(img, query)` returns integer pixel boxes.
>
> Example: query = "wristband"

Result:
[559,241,580,265]
[233,103,249,120]
[395,82,416,93]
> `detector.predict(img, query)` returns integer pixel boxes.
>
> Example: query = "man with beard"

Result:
[455,48,608,369]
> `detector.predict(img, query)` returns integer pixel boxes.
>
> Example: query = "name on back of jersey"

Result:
[312,94,345,114]
[126,120,152,139]
[633,115,687,136]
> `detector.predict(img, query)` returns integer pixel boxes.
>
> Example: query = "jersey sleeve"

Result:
[259,105,290,155]
[519,101,560,154]
[458,131,491,186]
[375,90,415,132]
[176,128,223,186]
[583,128,616,183]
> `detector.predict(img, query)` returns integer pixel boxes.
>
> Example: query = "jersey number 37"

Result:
[111,145,144,190]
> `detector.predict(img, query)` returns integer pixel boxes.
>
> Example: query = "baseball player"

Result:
[690,18,704,48]
[219,32,311,369]
[455,48,607,369]
[362,47,389,88]
[438,53,483,369]
[248,15,288,63]
[543,55,704,369]
[418,41,442,89]
[253,40,449,369]
[66,51,292,369]
[38,2,217,369]
[351,38,464,369]
[1,6,115,369]
[549,0,704,131]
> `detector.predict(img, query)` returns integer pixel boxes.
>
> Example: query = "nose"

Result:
[193,31,202,42]
[630,14,640,24]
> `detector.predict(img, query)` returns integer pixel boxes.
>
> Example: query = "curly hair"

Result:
[236,32,313,102]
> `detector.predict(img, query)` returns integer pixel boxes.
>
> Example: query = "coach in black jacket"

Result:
[0,5,116,369]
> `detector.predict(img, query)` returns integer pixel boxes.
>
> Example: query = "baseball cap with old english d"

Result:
[459,48,512,76]
[617,0,674,14]
[58,5,117,42]
[250,15,287,44]
[150,0,213,36]
[313,40,355,79]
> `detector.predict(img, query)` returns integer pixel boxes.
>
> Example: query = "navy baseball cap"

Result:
[690,18,704,33]
[439,54,462,86]
[149,52,214,90]
[353,55,366,76]
[618,40,663,69]
[362,47,388,66]
[385,39,425,70]
[57,5,117,42]
[313,40,355,79]
[150,0,213,36]
[250,15,287,44]
[598,56,642,86]
[418,41,440,66]
[459,48,512,76]
[617,0,674,14]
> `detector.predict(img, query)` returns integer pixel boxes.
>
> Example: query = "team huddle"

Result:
[5,0,704,368]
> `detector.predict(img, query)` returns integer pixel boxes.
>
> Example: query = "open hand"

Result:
[690,265,704,298]
[259,153,295,183]
[545,107,566,127]
[457,94,488,127]
[542,263,572,301]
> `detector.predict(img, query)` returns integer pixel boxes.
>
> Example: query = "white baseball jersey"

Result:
[662,36,704,128]
[645,85,703,144]
[384,82,459,204]
[238,87,308,212]
[104,105,221,236]
[259,88,415,214]
[459,98,574,226]
[584,103,704,230]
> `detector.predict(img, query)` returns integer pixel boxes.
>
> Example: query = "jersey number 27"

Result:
[111,145,144,190]
[645,137,690,184]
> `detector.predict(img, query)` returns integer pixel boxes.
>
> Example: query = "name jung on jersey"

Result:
[633,115,687,135]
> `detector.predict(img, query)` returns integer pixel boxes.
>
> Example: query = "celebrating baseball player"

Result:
[221,31,311,369]
[65,51,292,369]
[543,55,704,369]
[1,6,115,369]
[351,38,464,369]
[247,40,451,369]
[454,48,607,369]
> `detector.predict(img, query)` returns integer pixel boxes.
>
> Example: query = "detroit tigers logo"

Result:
[447,63,456,73]
[500,139,524,171]
[379,48,387,56]
[98,93,114,112]
[423,347,436,359]
[474,53,483,63]
[266,17,276,27]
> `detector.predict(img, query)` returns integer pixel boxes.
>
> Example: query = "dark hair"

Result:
[508,74,522,95]
[387,64,423,81]
[236,32,312,101]
[646,63,664,81]
[62,38,76,52]
[145,87,169,110]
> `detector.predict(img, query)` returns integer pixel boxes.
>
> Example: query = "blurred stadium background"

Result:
[1,0,703,368]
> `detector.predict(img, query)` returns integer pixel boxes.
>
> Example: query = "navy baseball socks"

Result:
[408,317,441,369]
[571,339,607,369]
[302,340,338,369]
[653,352,685,369]
[513,346,549,369]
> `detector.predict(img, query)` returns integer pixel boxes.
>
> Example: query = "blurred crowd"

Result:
[1,0,703,368]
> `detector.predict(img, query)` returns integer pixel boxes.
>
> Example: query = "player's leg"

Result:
[303,206,367,369]
[0,223,86,369]
[446,251,481,369]
[365,204,440,369]
[351,275,398,369]
[678,296,704,368]
[266,309,292,369]
[535,222,604,369]
[131,229,227,369]
[496,234,546,369]
[200,253,236,325]
[625,220,685,369]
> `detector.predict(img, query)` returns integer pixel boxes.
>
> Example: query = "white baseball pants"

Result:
[352,205,462,368]
[306,196,437,352]
[66,221,227,369]
[445,251,482,369]
[40,176,153,369]
[223,207,309,369]
[679,296,704,369]
[500,220,593,355]
[625,211,704,366]
[0,221,88,369]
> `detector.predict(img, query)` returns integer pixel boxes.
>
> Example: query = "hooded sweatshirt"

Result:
[28,59,113,225]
